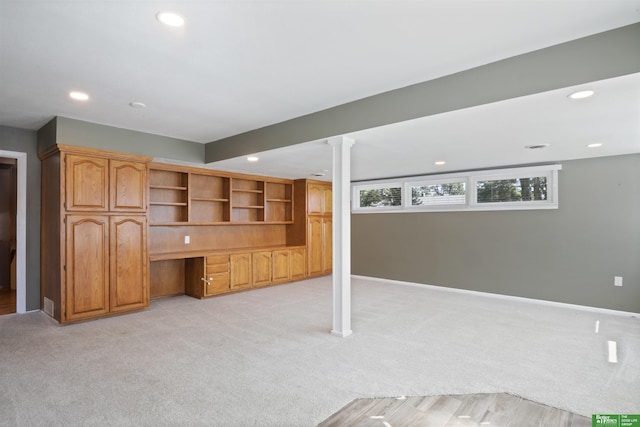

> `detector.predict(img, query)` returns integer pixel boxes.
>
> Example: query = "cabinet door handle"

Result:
[201,277,211,287]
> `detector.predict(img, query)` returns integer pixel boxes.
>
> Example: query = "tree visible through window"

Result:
[476,176,547,203]
[359,187,402,207]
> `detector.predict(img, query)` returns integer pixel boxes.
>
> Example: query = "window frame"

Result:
[351,164,561,213]
[404,177,469,210]
[352,182,404,211]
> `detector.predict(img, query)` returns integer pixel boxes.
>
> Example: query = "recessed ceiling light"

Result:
[156,11,185,27]
[129,101,146,109]
[586,143,603,148]
[69,91,89,101]
[434,161,446,166]
[311,172,326,177]
[247,156,259,162]
[524,144,550,150]
[568,90,594,100]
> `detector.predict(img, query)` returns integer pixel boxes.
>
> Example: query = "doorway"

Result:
[0,157,17,314]
[0,150,26,314]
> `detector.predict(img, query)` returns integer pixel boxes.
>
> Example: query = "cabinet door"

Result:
[323,217,332,273]
[66,154,108,211]
[271,250,290,284]
[110,160,147,212]
[205,255,230,295]
[323,185,332,214]
[290,248,306,280]
[110,216,148,313]
[308,216,324,276]
[308,182,332,215]
[230,253,252,290]
[252,251,272,287]
[65,215,109,321]
[307,183,324,215]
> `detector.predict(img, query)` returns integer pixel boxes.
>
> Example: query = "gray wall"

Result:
[352,154,640,313]
[0,126,40,311]
[39,117,205,163]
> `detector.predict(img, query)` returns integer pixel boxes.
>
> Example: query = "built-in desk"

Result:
[149,246,306,299]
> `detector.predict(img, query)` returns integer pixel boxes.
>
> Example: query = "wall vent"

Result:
[43,297,54,317]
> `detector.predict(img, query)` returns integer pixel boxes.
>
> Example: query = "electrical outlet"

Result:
[614,276,623,287]
[184,235,190,244]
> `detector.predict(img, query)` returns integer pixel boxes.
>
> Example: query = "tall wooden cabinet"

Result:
[288,179,332,277]
[40,145,150,323]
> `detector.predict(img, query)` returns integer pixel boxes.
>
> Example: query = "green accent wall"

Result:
[39,117,204,163]
[352,154,640,313]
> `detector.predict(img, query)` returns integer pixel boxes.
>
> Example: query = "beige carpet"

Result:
[0,276,638,426]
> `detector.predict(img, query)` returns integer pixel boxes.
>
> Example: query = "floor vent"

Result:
[43,297,54,317]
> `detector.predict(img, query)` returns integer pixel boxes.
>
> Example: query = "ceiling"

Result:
[1,1,639,181]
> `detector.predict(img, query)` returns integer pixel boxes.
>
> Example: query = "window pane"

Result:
[359,187,402,207]
[411,182,466,206]
[476,176,547,203]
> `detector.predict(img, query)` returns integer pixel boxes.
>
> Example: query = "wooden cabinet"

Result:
[272,250,290,283]
[182,246,306,299]
[273,248,307,283]
[230,253,252,290]
[40,145,151,323]
[110,160,147,212]
[308,216,332,276]
[110,216,148,312]
[290,248,307,280]
[307,181,332,215]
[66,154,146,212]
[289,179,332,277]
[65,215,110,321]
[65,154,109,211]
[185,255,230,298]
[252,251,272,287]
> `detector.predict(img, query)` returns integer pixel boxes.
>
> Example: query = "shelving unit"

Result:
[231,178,265,222]
[148,164,294,225]
[265,182,293,223]
[149,169,189,224]
[190,174,230,223]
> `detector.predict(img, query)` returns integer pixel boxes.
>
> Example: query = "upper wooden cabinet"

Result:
[66,154,109,211]
[66,154,146,212]
[110,160,147,212]
[307,181,332,215]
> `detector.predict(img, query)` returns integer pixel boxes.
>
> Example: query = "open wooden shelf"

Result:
[148,165,294,225]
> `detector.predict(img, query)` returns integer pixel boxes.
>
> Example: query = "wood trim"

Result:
[40,144,152,163]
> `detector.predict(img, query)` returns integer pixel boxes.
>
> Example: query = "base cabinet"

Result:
[65,215,110,321]
[185,255,230,298]
[230,253,252,290]
[183,247,306,298]
[64,214,148,321]
[252,251,272,287]
[110,216,148,312]
[308,216,332,276]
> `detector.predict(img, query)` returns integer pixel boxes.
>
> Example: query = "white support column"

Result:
[327,136,355,338]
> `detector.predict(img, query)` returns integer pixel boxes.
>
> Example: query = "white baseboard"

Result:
[351,275,640,318]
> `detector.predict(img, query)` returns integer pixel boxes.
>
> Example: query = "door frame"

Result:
[0,150,26,313]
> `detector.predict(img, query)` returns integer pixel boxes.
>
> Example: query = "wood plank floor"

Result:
[0,289,16,315]
[318,393,591,427]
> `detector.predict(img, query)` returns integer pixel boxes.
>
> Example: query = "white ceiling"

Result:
[1,1,639,181]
